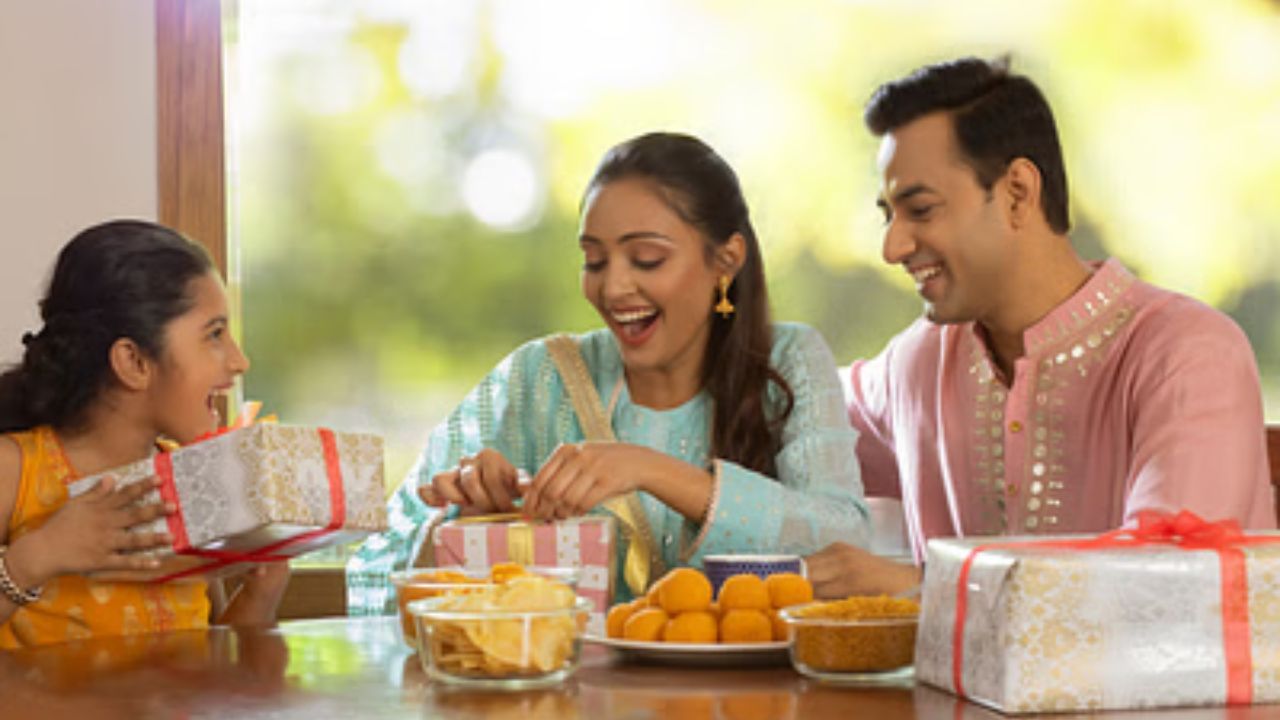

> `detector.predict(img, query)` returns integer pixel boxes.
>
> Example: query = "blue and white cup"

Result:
[702,554,804,596]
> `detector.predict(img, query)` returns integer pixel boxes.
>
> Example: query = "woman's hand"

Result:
[523,442,697,521]
[7,476,174,588]
[804,542,922,599]
[418,449,522,515]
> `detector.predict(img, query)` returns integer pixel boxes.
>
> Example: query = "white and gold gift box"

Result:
[67,424,388,582]
[916,514,1280,714]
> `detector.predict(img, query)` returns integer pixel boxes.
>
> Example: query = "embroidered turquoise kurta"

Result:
[346,322,868,615]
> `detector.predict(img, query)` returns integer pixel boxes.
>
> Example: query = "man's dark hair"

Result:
[865,56,1071,234]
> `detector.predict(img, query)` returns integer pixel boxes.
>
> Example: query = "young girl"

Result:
[0,220,288,648]
[347,133,870,613]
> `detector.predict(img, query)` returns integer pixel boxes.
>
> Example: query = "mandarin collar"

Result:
[963,258,1136,372]
[1021,258,1135,356]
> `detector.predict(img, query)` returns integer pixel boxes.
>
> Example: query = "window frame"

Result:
[156,0,227,274]
[154,0,349,616]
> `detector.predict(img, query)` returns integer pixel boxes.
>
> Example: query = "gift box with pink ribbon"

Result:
[67,423,389,582]
[431,515,615,635]
[916,511,1280,714]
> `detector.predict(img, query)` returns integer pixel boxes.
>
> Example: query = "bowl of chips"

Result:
[410,575,590,689]
[391,568,493,645]
[779,595,919,683]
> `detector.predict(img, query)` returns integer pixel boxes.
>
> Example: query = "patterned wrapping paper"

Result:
[916,532,1280,714]
[67,424,388,582]
[433,516,615,635]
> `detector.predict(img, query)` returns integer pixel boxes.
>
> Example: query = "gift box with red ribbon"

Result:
[67,424,388,582]
[431,515,615,635]
[916,511,1280,714]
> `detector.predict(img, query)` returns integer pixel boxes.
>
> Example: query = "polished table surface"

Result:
[0,617,1272,720]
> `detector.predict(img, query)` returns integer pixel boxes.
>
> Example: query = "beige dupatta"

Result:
[545,334,661,596]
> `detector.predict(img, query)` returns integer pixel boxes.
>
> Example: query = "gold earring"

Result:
[714,275,735,318]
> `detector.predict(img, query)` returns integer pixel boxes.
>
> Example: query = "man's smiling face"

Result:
[877,111,1014,326]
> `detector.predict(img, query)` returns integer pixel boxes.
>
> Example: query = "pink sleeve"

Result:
[1122,304,1275,529]
[847,351,903,500]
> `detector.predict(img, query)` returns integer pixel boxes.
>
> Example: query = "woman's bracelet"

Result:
[0,544,43,606]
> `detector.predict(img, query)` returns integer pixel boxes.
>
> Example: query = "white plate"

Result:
[585,635,790,667]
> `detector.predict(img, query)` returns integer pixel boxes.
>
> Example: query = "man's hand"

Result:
[804,542,921,599]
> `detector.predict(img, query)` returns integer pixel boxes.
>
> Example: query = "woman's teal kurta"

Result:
[346,322,868,614]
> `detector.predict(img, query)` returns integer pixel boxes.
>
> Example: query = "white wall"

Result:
[0,0,157,366]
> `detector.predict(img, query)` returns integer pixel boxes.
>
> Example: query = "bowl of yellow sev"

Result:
[779,595,919,683]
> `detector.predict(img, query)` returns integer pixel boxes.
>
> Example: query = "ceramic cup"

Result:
[702,554,804,595]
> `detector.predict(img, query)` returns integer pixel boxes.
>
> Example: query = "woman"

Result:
[346,132,868,614]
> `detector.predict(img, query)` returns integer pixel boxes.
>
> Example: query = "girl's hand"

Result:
[10,476,174,587]
[217,561,290,627]
[239,561,291,610]
[522,442,662,521]
[418,449,521,514]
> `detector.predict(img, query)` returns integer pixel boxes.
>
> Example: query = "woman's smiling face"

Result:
[579,176,721,383]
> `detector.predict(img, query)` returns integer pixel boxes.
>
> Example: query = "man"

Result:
[806,56,1273,599]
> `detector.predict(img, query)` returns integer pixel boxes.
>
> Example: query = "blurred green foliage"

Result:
[226,0,1280,514]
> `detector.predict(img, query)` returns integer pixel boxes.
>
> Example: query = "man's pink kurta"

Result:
[847,259,1274,561]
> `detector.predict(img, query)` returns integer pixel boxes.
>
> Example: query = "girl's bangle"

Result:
[0,544,43,606]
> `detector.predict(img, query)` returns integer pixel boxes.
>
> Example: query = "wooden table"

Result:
[0,617,1268,719]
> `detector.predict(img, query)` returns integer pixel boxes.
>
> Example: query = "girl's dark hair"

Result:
[0,220,214,434]
[585,132,794,477]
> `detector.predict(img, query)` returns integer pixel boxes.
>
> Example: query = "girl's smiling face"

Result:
[579,177,725,389]
[146,272,250,444]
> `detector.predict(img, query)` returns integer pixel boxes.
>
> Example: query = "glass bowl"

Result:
[779,599,918,684]
[409,593,592,689]
[391,569,492,645]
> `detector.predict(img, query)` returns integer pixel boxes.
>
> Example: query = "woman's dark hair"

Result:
[584,132,794,477]
[864,55,1071,234]
[0,220,214,434]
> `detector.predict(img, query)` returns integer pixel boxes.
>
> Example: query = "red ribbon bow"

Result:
[1124,509,1243,549]
[951,511,1267,706]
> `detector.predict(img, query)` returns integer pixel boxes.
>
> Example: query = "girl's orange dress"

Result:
[1,426,209,649]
